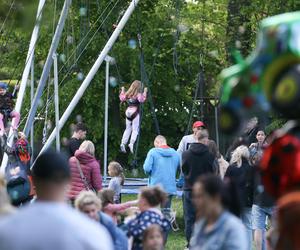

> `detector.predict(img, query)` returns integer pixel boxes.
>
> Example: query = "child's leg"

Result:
[129,114,140,146]
[0,113,5,136]
[121,118,132,145]
[10,111,20,130]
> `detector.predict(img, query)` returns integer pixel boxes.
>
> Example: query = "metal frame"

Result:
[103,55,114,182]
[0,0,47,172]
[38,0,140,158]
[23,0,72,137]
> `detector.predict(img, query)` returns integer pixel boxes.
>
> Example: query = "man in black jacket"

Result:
[182,129,215,246]
[68,123,87,156]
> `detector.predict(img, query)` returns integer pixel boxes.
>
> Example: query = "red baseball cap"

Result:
[193,121,205,128]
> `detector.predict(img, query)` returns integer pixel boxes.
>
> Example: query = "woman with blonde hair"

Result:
[119,80,147,154]
[68,140,102,203]
[225,145,255,249]
[75,191,128,250]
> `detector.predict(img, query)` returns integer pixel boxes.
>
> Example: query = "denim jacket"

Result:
[189,211,249,250]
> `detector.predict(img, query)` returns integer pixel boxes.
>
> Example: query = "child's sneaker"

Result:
[128,143,134,154]
[120,144,126,153]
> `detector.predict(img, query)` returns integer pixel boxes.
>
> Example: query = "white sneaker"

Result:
[120,144,126,153]
[128,143,134,154]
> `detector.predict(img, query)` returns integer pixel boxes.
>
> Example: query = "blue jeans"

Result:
[252,205,274,250]
[183,190,195,246]
[241,207,253,250]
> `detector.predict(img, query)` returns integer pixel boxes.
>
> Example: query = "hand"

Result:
[144,87,148,93]
[121,86,125,92]
[15,84,20,90]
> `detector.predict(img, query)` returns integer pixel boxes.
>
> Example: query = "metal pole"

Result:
[1,0,46,172]
[53,53,60,152]
[30,57,35,165]
[103,56,112,183]
[37,0,140,157]
[23,0,72,137]
[215,98,220,149]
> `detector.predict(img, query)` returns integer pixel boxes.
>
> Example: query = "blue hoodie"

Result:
[143,147,180,194]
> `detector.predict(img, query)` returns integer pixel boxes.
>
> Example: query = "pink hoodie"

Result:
[68,150,102,199]
[119,92,147,103]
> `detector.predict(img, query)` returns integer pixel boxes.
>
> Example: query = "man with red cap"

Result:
[177,121,206,154]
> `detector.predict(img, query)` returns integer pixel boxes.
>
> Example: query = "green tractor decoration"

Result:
[219,11,300,134]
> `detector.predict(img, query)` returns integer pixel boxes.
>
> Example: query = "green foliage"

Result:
[0,0,297,163]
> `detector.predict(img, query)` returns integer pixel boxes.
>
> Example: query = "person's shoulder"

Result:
[100,212,115,227]
[179,134,191,143]
[69,137,79,143]
[182,149,190,157]
[249,142,258,148]
[67,207,111,235]
[183,134,194,140]
[68,156,79,167]
[223,212,247,233]
[109,177,119,185]
[224,164,235,175]
[226,164,236,172]
[221,213,248,248]
[147,147,159,155]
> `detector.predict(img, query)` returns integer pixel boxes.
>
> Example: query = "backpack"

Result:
[14,138,31,164]
[5,160,30,205]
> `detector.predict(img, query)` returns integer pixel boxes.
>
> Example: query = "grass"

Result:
[122,194,187,250]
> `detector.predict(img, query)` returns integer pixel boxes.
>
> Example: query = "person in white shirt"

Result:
[177,121,206,154]
[0,151,113,250]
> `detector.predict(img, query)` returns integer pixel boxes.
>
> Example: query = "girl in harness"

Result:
[0,82,20,137]
[119,80,147,153]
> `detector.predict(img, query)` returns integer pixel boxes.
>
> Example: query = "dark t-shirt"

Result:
[68,137,81,156]
[225,159,255,207]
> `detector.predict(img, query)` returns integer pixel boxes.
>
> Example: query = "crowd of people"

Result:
[0,118,292,250]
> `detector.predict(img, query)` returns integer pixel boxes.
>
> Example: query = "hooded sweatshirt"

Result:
[143,146,180,194]
[182,143,215,190]
[68,150,102,199]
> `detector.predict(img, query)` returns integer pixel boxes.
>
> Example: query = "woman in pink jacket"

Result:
[68,140,102,202]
